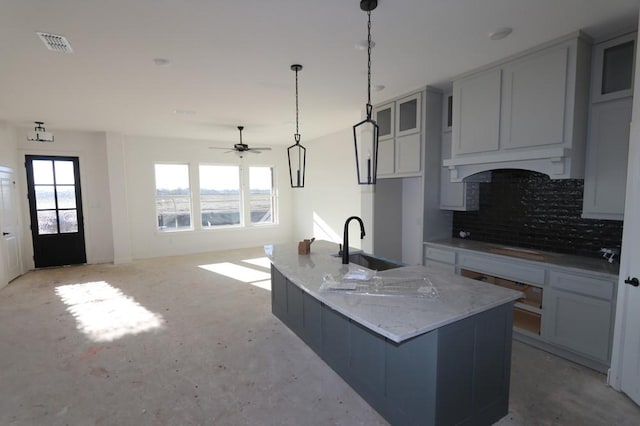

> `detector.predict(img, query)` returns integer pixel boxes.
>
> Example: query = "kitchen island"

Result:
[266,241,521,426]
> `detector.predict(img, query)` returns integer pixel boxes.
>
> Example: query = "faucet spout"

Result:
[342,216,366,265]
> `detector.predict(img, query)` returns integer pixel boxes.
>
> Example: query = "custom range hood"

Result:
[443,32,591,183]
[443,146,582,182]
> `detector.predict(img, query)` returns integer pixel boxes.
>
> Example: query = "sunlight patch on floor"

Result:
[249,280,271,290]
[55,281,164,342]
[198,262,271,291]
[241,257,271,269]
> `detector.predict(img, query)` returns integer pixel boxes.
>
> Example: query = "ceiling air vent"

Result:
[36,32,73,53]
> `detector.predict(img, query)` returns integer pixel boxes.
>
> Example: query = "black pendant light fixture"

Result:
[287,64,306,188]
[353,0,379,185]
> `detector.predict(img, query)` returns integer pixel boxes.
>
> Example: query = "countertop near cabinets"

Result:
[428,238,619,277]
[266,240,521,343]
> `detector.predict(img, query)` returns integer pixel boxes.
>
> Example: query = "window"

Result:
[249,167,275,224]
[155,164,192,231]
[199,165,241,227]
[154,163,277,231]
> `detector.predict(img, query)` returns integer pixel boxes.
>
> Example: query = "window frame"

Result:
[154,163,193,233]
[247,165,278,226]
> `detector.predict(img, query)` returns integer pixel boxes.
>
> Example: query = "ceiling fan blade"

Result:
[208,147,228,150]
[249,147,272,151]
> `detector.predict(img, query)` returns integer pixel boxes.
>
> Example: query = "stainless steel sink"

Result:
[345,253,404,271]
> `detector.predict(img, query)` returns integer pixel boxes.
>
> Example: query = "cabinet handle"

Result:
[625,277,639,287]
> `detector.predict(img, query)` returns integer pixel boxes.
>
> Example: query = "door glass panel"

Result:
[37,210,58,234]
[602,40,635,95]
[56,185,77,209]
[33,160,54,184]
[377,108,392,137]
[399,99,417,131]
[35,186,56,209]
[59,210,78,233]
[54,161,75,184]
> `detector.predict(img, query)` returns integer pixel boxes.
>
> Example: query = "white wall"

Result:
[16,127,115,267]
[0,123,19,170]
[292,128,363,250]
[120,134,293,259]
[106,132,133,264]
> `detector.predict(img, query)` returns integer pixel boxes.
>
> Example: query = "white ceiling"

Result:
[1,0,638,145]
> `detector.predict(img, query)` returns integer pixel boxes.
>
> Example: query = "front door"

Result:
[0,167,21,283]
[25,156,86,268]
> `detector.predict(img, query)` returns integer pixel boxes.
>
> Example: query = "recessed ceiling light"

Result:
[355,40,376,50]
[153,58,171,67]
[489,27,513,41]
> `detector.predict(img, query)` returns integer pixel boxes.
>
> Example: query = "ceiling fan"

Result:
[209,126,272,157]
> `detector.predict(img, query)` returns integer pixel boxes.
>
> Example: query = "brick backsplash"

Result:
[452,169,624,258]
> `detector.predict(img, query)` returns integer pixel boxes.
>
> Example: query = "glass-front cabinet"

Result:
[375,102,394,140]
[373,90,423,178]
[591,32,636,103]
[396,93,421,137]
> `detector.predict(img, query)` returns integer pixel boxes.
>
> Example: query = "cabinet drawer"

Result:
[425,260,456,274]
[425,247,456,264]
[549,271,614,300]
[459,253,545,285]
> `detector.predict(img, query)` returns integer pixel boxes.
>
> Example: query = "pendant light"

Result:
[287,64,306,188]
[352,0,379,185]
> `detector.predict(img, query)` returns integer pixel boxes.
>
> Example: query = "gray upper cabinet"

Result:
[452,68,501,155]
[443,93,453,133]
[446,33,591,182]
[440,122,480,211]
[591,32,636,103]
[374,91,423,178]
[501,46,568,150]
[374,102,395,176]
[582,32,636,220]
[582,97,632,220]
[396,93,422,137]
[375,101,395,140]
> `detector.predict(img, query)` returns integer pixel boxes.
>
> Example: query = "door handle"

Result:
[2,232,9,236]
[625,277,640,287]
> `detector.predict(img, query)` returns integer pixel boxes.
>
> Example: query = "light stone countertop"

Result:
[425,238,619,277]
[265,240,521,343]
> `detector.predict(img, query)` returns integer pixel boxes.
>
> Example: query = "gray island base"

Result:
[266,241,521,426]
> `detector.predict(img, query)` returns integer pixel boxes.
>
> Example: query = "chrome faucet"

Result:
[342,216,366,264]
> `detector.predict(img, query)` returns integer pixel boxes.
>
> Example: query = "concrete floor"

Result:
[0,247,638,425]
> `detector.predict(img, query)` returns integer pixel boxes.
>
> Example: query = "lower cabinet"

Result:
[423,244,618,372]
[543,271,615,363]
[271,265,513,426]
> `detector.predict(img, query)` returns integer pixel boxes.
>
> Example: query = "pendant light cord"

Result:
[367,10,372,107]
[365,10,373,120]
[295,67,301,144]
